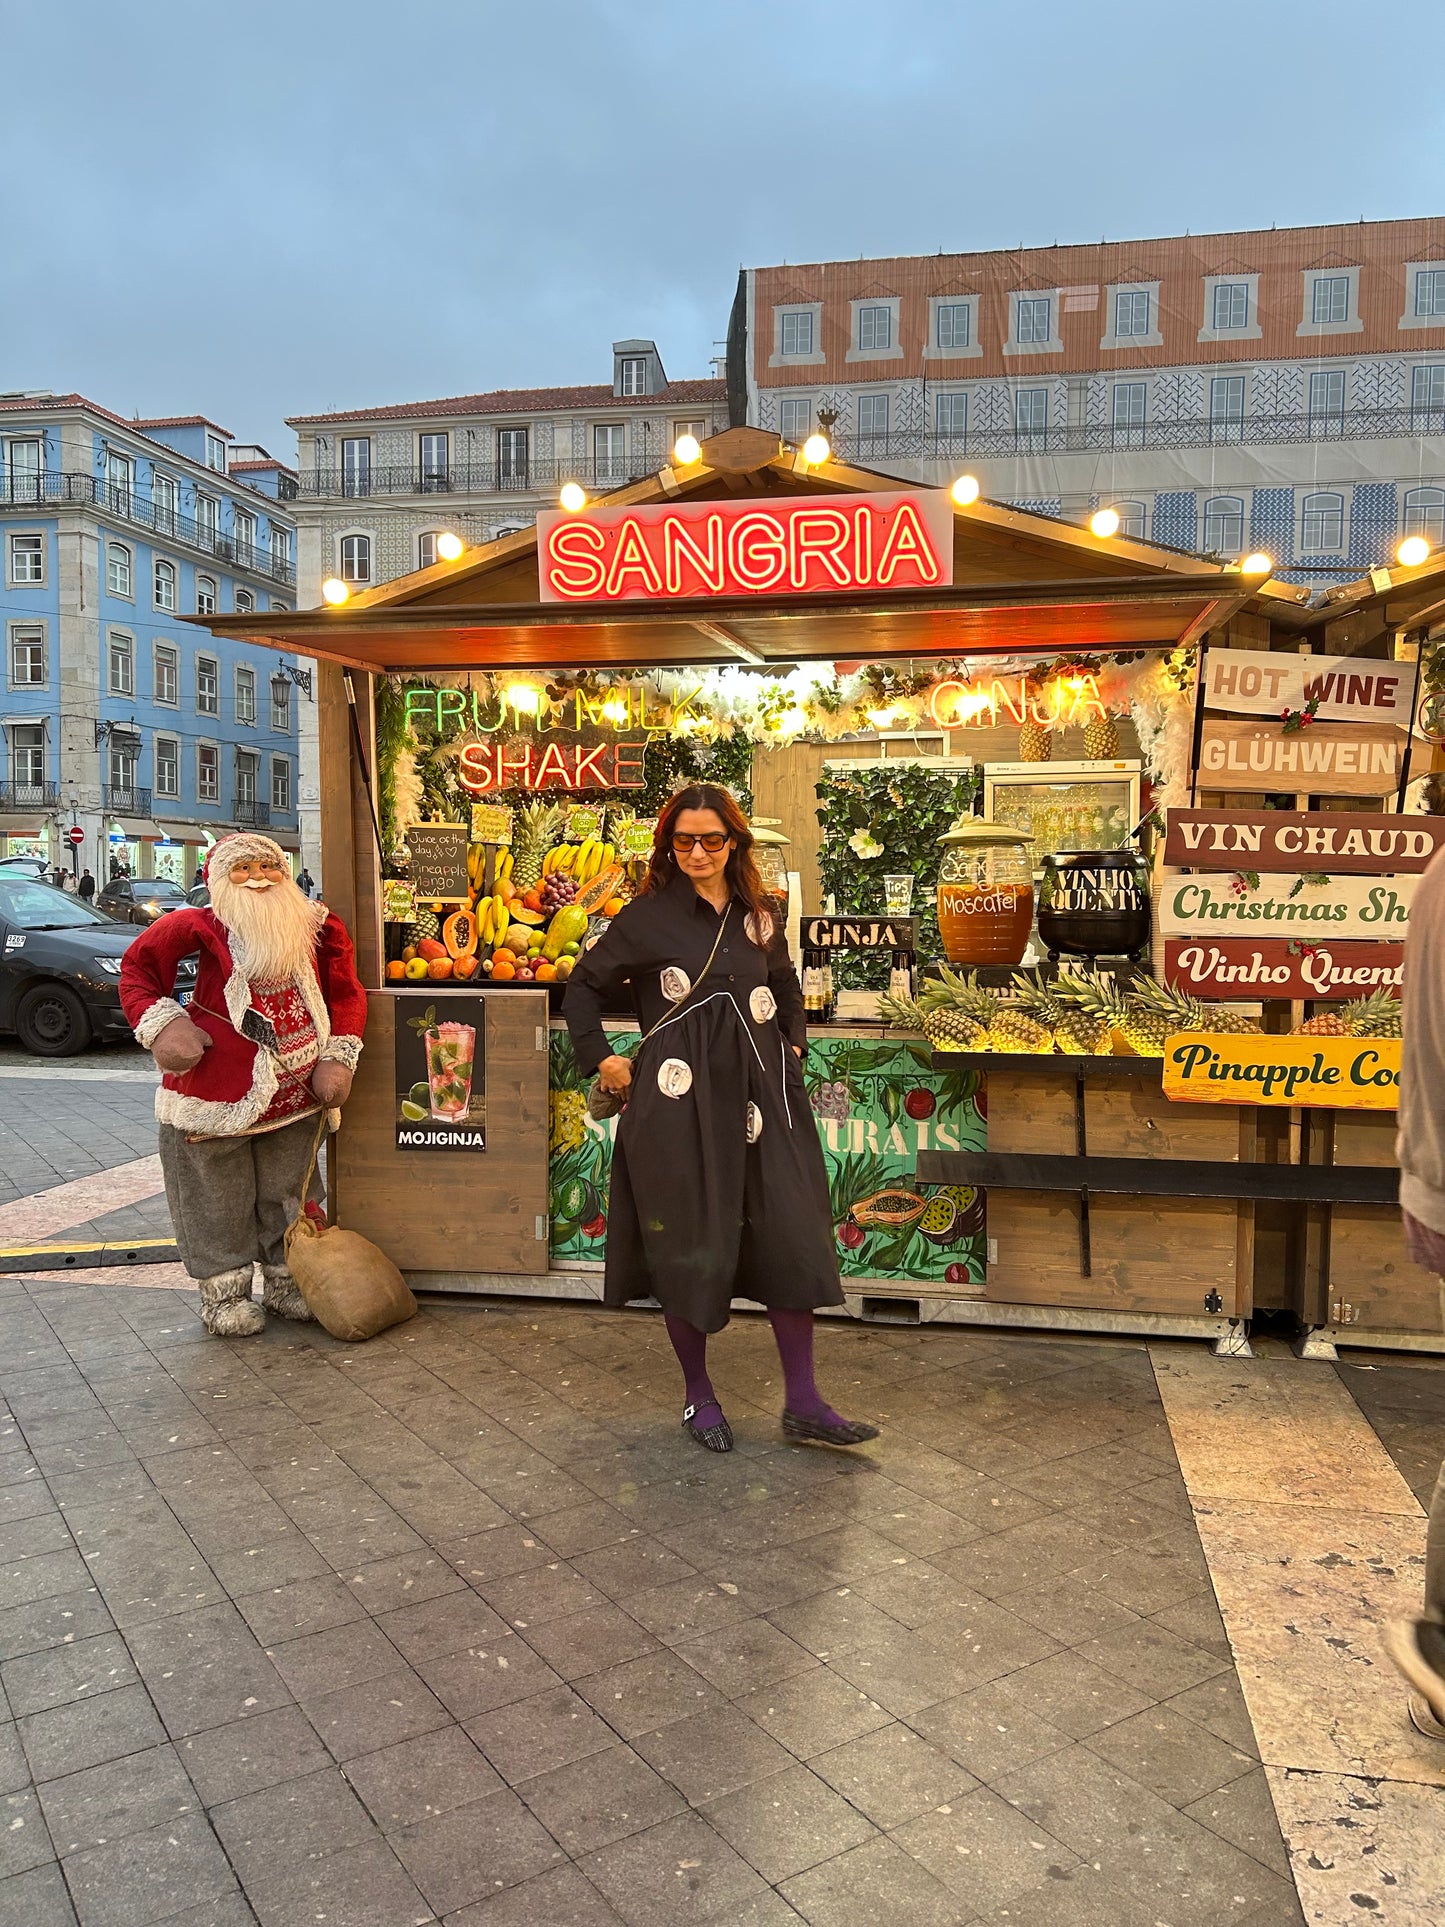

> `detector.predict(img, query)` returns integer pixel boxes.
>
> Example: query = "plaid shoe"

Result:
[1384,1617,1445,1733]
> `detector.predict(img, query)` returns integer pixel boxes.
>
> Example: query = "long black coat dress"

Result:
[563,868,846,1333]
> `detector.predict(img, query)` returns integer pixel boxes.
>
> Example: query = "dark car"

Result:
[95,875,190,925]
[0,876,196,1056]
[0,855,56,882]
[186,883,210,908]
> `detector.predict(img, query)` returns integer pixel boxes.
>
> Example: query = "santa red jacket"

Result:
[119,906,367,1135]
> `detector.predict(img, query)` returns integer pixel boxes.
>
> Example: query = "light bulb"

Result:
[1397,535,1431,568]
[320,578,349,605]
[801,433,831,465]
[435,532,464,561]
[672,434,701,466]
[1241,552,1273,574]
[504,682,541,715]
[1090,507,1120,538]
[950,474,980,506]
[559,482,587,512]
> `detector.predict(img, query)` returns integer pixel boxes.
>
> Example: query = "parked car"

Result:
[0,876,196,1055]
[0,855,56,882]
[186,883,210,908]
[95,875,190,925]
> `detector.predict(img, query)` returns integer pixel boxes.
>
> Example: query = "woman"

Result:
[564,785,878,1454]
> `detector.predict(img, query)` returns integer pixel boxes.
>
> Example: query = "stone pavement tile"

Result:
[234,1573,370,1648]
[517,1742,685,1855]
[20,1681,167,1782]
[893,1783,1080,1914]
[61,1811,239,1927]
[378,1587,511,1665]
[1,1629,136,1716]
[778,1833,973,1927]
[418,1632,562,1722]
[0,1511,74,1563]
[443,1861,626,1926]
[990,1572,1144,1646]
[1149,1586,1235,1662]
[391,1786,566,1915]
[633,1705,796,1806]
[834,1602,1057,1715]
[674,1617,816,1698]
[1074,1618,1230,1700]
[849,1556,982,1631]
[623,1575,765,1647]
[703,1761,877,1883]
[735,1666,891,1759]
[178,1705,332,1807]
[241,1832,432,1927]
[206,1532,330,1601]
[139,1641,293,1743]
[520,1603,660,1683]
[339,1547,465,1614]
[985,1649,1155,1741]
[0,1480,58,1529]
[583,1810,777,1927]
[442,1524,565,1586]
[764,1588,908,1661]
[35,1742,197,1856]
[0,1547,93,1613]
[788,1523,912,1585]
[525,1501,639,1561]
[344,1724,503,1830]
[209,1766,376,1885]
[573,1535,700,1602]
[810,1721,977,1829]
[0,1784,52,1877]
[301,1664,451,1763]
[572,1648,726,1741]
[0,1724,27,1797]
[264,1617,402,1700]
[1083,1702,1258,1809]
[478,1561,609,1628]
[1079,1532,1213,1616]
[0,1861,78,1927]
[1183,1765,1292,1879]
[466,1683,617,1785]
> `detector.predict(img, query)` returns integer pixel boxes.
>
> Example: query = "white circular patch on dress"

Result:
[659,965,691,1003]
[746,1101,763,1143]
[749,985,777,1024]
[744,910,774,947]
[657,1057,693,1099]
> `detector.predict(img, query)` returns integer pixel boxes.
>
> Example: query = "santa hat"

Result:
[204,832,289,885]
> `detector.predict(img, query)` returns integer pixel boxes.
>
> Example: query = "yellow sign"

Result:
[1162,1033,1401,1110]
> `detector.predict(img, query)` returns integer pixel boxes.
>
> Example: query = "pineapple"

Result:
[1344,989,1402,1040]
[414,902,441,943]
[1024,972,1112,1055]
[1056,974,1173,1056]
[933,966,1052,1054]
[1083,712,1119,760]
[1294,1007,1349,1038]
[513,801,563,891]
[1018,717,1053,763]
[910,977,991,1050]
[1130,976,1261,1039]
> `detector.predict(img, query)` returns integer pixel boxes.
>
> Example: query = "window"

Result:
[936,303,971,351]
[9,533,44,584]
[109,741,137,792]
[235,666,256,726]
[341,438,371,497]
[234,589,254,615]
[497,427,528,485]
[197,655,219,715]
[339,534,371,583]
[857,305,891,353]
[1302,491,1344,553]
[934,392,968,438]
[1112,382,1147,439]
[1015,388,1048,436]
[197,743,219,802]
[154,557,176,610]
[1213,281,1249,331]
[1115,501,1147,540]
[233,508,256,557]
[1308,368,1346,430]
[106,543,132,598]
[619,357,647,396]
[105,449,133,512]
[673,419,707,446]
[108,632,134,696]
[206,433,227,472]
[155,736,179,799]
[594,425,626,481]
[154,643,178,706]
[1403,487,1445,547]
[779,311,814,357]
[1411,365,1445,423]
[420,433,449,491]
[1415,270,1445,318]
[194,495,218,547]
[269,599,290,612]
[269,525,291,571]
[4,438,41,501]
[271,756,291,812]
[1210,375,1245,440]
[1202,495,1244,556]
[271,676,290,731]
[779,399,811,443]
[1016,296,1052,345]
[152,471,177,531]
[11,725,45,792]
[1312,276,1350,326]
[1114,290,1150,337]
[417,532,438,571]
[235,751,258,806]
[10,627,45,685]
[856,394,889,441]
[196,574,217,616]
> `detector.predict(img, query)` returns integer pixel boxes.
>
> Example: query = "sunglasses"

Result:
[671,832,731,853]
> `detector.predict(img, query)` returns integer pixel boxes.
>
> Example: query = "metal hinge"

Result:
[536,1027,548,1052]
[535,1214,548,1241]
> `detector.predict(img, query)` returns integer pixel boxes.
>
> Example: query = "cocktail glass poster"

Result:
[394,996,487,1151]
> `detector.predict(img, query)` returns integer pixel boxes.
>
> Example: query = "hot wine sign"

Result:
[1196,647,1415,799]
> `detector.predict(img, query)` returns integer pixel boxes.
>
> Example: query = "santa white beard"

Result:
[210,871,326,985]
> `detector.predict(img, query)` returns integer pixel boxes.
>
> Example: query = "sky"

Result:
[5,0,1444,458]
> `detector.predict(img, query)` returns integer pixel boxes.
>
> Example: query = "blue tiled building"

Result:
[0,394,306,882]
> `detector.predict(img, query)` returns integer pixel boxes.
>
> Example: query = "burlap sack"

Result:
[284,1212,416,1342]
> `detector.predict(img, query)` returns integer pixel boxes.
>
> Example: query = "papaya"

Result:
[509,902,546,927]
[442,909,479,960]
[575,864,625,916]
[849,1188,928,1229]
[543,904,590,961]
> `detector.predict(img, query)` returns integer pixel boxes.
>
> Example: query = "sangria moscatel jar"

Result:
[1036,849,1151,962]
[935,821,1036,966]
[750,818,791,903]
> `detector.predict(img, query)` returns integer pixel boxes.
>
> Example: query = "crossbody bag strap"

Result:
[637,903,732,1049]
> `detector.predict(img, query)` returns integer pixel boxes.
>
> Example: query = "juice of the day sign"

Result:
[536,490,955,604]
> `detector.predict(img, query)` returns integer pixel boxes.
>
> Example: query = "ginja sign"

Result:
[536,490,955,603]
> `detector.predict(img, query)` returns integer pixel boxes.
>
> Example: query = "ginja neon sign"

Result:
[929,672,1109,730]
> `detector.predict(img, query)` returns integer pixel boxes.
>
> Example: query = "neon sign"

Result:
[536,490,955,604]
[929,672,1109,731]
[457,739,647,793]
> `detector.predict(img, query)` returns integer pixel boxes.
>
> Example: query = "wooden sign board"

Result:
[1202,648,1413,724]
[1164,808,1445,874]
[802,915,918,951]
[1164,938,1405,1002]
[405,824,470,903]
[1197,719,1407,797]
[1163,1033,1400,1110]
[1157,872,1416,940]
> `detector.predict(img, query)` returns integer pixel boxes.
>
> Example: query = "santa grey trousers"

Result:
[158,1115,323,1278]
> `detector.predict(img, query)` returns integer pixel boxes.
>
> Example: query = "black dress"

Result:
[564,868,846,1333]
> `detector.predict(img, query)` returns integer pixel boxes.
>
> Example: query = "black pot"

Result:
[1036,850,1151,960]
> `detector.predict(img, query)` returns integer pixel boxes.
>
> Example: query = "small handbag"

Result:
[587,905,731,1119]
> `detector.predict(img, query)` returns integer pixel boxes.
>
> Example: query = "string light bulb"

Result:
[503,682,541,716]
[320,578,349,605]
[1397,535,1431,568]
[951,475,980,507]
[801,433,831,465]
[435,532,464,561]
[1090,507,1120,538]
[559,482,587,512]
[672,434,701,466]
[1241,552,1273,574]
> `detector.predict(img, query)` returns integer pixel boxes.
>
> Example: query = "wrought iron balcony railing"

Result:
[0,780,58,810]
[103,784,151,815]
[297,456,658,499]
[232,797,270,827]
[0,473,296,586]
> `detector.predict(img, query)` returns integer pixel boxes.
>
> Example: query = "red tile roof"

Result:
[229,459,296,475]
[287,378,726,427]
[134,415,233,436]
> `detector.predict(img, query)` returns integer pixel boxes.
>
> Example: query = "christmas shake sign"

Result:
[1157,872,1416,940]
[1163,1033,1400,1111]
[1196,718,1407,796]
[1202,648,1414,724]
[1164,808,1445,874]
[1164,939,1405,1002]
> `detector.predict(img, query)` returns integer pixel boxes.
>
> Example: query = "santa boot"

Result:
[261,1264,314,1323]
[197,1265,265,1337]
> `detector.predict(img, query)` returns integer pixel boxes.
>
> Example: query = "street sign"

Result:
[66,827,85,847]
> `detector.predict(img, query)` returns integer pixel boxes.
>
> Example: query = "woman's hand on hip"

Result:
[598,1054,633,1097]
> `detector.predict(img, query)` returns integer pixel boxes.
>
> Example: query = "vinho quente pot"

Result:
[1036,849,1151,960]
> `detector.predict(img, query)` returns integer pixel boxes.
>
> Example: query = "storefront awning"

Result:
[0,817,45,835]
[109,819,158,842]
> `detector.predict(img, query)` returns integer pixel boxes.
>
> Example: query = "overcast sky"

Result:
[5,0,1443,457]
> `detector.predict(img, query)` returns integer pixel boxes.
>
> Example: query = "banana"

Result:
[542,847,559,875]
[575,836,597,878]
[599,842,615,873]
[493,897,509,943]
[497,849,512,880]
[479,898,495,945]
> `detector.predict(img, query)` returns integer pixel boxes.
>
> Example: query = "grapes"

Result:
[540,873,579,914]
[810,1080,851,1122]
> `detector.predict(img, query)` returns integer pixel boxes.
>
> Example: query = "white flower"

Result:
[849,830,885,860]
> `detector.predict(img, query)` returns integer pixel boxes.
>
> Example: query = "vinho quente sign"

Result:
[1164,940,1404,1002]
[536,491,955,603]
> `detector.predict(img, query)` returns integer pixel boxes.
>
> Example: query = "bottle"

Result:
[819,955,836,1023]
[888,949,915,1005]
[802,950,824,1018]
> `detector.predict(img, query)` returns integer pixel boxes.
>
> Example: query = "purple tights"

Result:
[663,1310,842,1426]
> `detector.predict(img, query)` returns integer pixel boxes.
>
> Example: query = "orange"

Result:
[491,960,516,980]
[534,962,557,982]
[385,959,407,982]
[603,897,624,916]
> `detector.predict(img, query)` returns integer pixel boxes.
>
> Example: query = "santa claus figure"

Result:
[119,832,367,1336]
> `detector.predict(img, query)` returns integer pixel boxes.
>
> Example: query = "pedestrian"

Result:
[1387,837,1445,1740]
[297,867,315,898]
[564,784,878,1453]
[118,831,367,1336]
[193,863,205,889]
[78,868,95,902]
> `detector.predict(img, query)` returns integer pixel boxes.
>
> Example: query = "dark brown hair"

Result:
[642,785,777,943]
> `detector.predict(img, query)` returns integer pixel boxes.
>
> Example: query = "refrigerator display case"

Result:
[982,760,1143,864]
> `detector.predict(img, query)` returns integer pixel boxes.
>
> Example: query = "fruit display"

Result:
[1293,989,1402,1040]
[513,802,564,891]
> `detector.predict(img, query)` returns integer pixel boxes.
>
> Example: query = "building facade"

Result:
[0,395,304,883]
[286,340,727,868]
[730,218,1445,581]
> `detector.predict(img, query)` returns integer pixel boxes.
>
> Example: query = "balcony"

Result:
[0,780,58,811]
[0,473,296,587]
[103,784,151,815]
[297,456,656,499]
[233,797,270,828]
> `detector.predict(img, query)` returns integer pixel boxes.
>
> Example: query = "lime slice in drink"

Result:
[400,1101,427,1121]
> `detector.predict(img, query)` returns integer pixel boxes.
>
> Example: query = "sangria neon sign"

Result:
[536,490,955,603]
[928,672,1109,731]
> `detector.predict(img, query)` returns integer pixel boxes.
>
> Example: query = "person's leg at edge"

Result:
[768,1307,879,1445]
[664,1313,732,1451]
[1385,1268,1445,1737]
